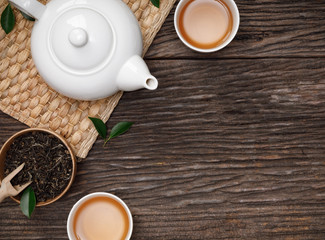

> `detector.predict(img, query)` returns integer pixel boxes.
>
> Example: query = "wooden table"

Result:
[1,0,325,239]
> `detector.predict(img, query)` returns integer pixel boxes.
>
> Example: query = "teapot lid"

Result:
[9,0,143,100]
[48,8,115,75]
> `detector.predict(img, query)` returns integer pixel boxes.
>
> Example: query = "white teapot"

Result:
[9,0,158,100]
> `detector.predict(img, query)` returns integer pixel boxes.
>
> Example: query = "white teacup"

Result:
[174,0,240,53]
[67,192,133,240]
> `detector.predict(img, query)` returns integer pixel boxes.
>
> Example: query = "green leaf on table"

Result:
[20,11,35,21]
[89,117,107,139]
[109,122,134,139]
[150,0,160,8]
[20,186,36,219]
[1,4,15,34]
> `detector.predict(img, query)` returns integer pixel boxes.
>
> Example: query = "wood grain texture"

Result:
[1,0,325,239]
[146,0,325,59]
[1,58,325,239]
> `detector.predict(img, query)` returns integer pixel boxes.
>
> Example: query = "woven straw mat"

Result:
[0,0,176,158]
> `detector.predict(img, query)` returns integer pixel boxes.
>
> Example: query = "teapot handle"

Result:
[9,0,46,20]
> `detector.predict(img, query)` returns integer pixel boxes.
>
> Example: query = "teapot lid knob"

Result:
[69,28,88,48]
[46,8,116,75]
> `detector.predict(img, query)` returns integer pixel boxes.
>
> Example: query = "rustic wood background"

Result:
[1,0,325,239]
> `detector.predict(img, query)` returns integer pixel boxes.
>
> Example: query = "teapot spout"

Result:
[117,55,158,92]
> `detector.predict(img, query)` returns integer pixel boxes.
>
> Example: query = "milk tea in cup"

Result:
[175,0,240,52]
[67,193,133,240]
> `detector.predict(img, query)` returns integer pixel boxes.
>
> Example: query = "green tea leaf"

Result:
[89,117,107,139]
[1,4,15,34]
[20,186,36,219]
[20,11,35,21]
[109,122,134,139]
[150,0,160,8]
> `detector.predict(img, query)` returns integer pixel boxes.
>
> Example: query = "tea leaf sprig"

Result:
[1,4,14,34]
[1,4,35,34]
[20,186,36,219]
[20,11,35,22]
[89,117,133,146]
[150,0,160,8]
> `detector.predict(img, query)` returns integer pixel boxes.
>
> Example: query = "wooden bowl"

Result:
[0,128,77,206]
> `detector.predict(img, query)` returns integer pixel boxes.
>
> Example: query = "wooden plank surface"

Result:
[1,0,325,239]
[147,0,325,59]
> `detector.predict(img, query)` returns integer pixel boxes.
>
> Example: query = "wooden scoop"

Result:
[0,163,32,203]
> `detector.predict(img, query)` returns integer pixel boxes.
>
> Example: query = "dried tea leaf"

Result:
[5,131,73,202]
[20,186,36,219]
[89,117,107,139]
